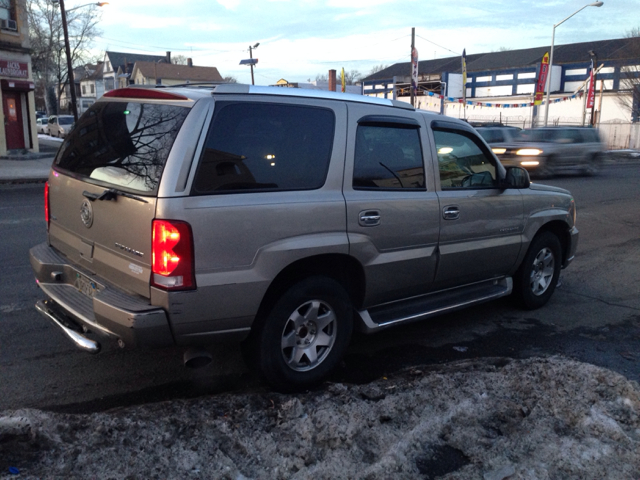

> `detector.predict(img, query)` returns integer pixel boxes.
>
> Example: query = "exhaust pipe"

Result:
[183,348,212,369]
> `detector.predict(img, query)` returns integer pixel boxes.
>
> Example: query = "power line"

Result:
[416,35,460,56]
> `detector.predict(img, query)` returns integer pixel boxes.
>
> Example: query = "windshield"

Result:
[54,101,190,193]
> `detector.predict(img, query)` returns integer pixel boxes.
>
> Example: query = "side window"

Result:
[193,102,335,194]
[353,125,424,190]
[433,129,497,189]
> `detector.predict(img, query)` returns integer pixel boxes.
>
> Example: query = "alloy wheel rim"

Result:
[280,299,337,372]
[529,247,555,296]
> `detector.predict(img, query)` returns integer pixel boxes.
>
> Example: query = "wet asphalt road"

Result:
[0,163,638,413]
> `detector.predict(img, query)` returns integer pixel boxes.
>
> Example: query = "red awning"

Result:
[1,79,35,91]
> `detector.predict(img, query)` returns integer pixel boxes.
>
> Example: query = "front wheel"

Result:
[514,231,562,310]
[245,276,353,391]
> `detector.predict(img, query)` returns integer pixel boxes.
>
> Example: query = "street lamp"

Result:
[249,42,259,85]
[543,1,603,127]
[52,0,108,121]
[588,49,598,126]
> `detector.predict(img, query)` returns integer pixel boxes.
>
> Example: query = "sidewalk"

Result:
[0,156,54,183]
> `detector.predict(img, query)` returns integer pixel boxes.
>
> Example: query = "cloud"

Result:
[217,0,241,10]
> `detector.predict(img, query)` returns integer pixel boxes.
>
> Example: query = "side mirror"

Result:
[502,166,530,189]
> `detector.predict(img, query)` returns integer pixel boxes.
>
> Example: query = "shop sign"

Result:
[0,60,29,79]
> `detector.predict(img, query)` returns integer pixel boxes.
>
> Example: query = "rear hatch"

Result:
[48,93,192,298]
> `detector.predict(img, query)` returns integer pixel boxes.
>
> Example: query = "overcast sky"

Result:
[86,0,639,85]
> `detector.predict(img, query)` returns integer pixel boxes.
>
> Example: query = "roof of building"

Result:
[132,61,224,82]
[363,36,640,81]
[105,51,168,72]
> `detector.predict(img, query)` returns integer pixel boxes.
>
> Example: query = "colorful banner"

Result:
[586,60,595,109]
[534,52,549,105]
[341,67,346,93]
[419,90,584,108]
[411,47,418,97]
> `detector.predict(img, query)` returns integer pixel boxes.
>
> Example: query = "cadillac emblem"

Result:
[80,199,94,228]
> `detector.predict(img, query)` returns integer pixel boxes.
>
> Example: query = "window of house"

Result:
[82,85,86,94]
[433,128,497,189]
[90,84,94,94]
[353,123,424,190]
[0,0,14,20]
[192,102,335,194]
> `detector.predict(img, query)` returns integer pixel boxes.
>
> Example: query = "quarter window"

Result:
[433,129,497,189]
[193,102,335,194]
[353,125,424,190]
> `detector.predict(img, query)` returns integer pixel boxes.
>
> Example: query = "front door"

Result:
[3,92,25,150]
[431,122,524,288]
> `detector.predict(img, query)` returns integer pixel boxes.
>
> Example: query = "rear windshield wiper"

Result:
[83,188,149,204]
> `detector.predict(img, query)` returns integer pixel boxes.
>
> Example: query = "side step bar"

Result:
[35,299,101,353]
[358,277,512,333]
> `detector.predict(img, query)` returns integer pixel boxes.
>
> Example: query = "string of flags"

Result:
[421,90,585,109]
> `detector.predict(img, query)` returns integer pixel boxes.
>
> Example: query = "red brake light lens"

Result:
[152,220,195,291]
[44,181,50,230]
[104,88,189,101]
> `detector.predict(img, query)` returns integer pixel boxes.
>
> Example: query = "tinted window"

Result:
[193,102,335,194]
[353,125,424,190]
[54,101,189,193]
[59,117,74,125]
[433,129,497,189]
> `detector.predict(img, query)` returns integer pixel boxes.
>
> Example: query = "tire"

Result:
[583,153,602,176]
[514,231,562,310]
[245,276,353,391]
[534,156,555,179]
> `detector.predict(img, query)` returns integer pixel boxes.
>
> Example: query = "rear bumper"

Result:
[30,242,174,351]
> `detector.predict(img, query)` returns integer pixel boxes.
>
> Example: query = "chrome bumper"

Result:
[30,242,175,351]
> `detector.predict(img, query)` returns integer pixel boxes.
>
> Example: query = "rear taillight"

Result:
[151,219,195,291]
[44,182,50,230]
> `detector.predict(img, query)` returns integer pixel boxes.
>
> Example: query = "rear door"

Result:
[49,98,191,298]
[343,104,441,306]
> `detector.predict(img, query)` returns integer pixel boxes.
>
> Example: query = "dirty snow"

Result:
[1,356,639,480]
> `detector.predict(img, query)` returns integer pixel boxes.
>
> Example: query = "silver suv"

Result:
[30,85,578,390]
[489,126,606,177]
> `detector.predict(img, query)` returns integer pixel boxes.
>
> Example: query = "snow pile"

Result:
[1,356,639,479]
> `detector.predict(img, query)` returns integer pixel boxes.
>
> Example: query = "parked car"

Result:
[491,127,606,177]
[30,85,578,390]
[47,115,75,138]
[36,117,48,134]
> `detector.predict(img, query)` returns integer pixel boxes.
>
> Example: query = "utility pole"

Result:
[58,0,78,121]
[410,27,415,107]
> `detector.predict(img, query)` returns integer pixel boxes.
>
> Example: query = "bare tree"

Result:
[338,69,362,86]
[223,76,237,83]
[171,54,188,65]
[27,0,103,114]
[626,27,640,38]
[368,64,388,75]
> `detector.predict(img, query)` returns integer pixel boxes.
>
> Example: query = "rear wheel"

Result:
[244,276,353,391]
[514,231,562,310]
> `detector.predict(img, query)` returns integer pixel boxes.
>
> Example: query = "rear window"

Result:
[192,102,335,194]
[59,117,74,125]
[54,101,190,193]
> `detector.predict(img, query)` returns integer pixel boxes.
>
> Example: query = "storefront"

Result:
[0,58,36,155]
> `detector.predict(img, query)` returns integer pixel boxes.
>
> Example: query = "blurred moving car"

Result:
[36,117,48,134]
[47,115,75,138]
[490,127,606,177]
[476,126,522,145]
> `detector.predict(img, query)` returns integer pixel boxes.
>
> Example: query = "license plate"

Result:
[75,273,100,298]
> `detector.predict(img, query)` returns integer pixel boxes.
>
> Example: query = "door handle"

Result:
[443,206,460,220]
[359,210,381,227]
